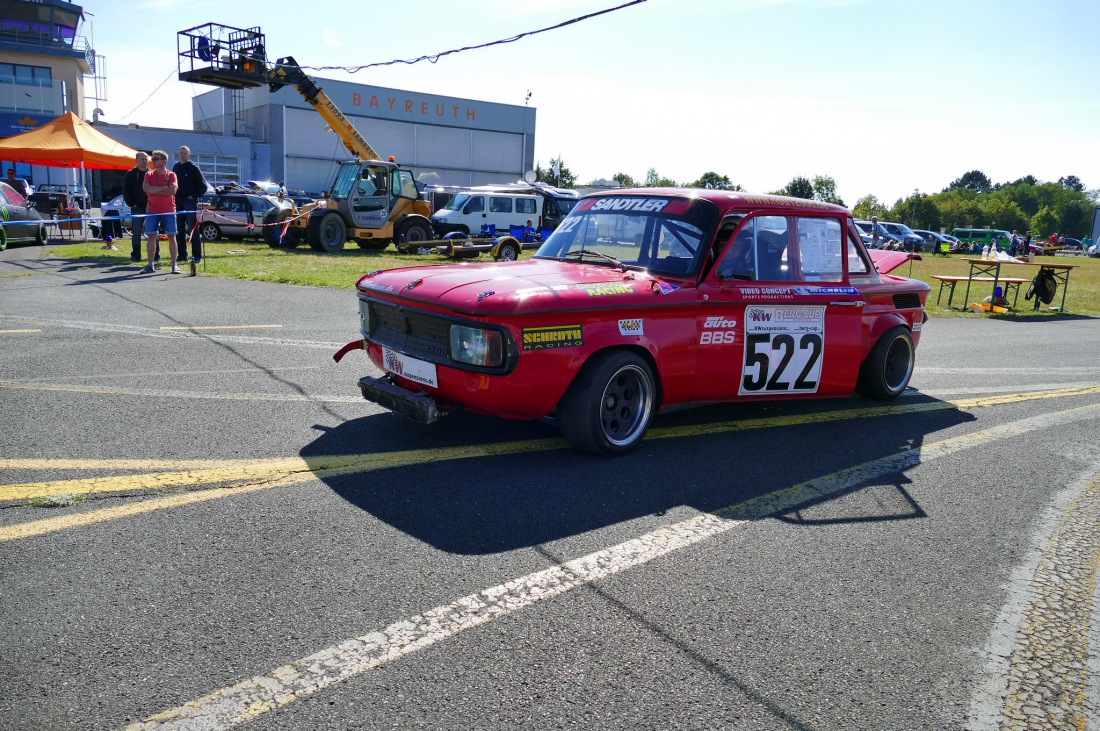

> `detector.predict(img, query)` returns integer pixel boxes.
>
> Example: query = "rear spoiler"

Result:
[868,249,922,274]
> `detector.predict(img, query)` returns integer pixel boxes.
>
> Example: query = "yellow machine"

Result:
[177,23,434,252]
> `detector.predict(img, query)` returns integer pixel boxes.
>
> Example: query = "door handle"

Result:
[829,301,866,307]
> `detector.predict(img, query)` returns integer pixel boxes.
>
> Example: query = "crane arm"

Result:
[267,56,382,162]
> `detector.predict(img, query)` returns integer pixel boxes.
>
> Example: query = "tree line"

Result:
[534,158,1097,239]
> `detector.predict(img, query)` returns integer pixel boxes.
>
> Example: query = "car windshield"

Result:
[535,195,717,276]
[894,223,917,236]
[442,194,470,211]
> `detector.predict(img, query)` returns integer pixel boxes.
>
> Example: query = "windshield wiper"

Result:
[562,248,627,271]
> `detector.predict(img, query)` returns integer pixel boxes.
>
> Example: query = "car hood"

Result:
[356,258,686,315]
[867,249,922,274]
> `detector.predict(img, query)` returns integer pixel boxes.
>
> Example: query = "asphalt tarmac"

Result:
[1,243,1099,730]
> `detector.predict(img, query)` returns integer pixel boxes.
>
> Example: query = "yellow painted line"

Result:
[159,325,283,331]
[124,401,1100,730]
[2,385,1099,541]
[0,329,41,333]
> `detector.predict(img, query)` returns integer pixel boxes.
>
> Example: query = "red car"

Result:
[336,189,930,455]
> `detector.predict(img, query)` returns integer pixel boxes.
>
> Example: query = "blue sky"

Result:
[87,0,1099,205]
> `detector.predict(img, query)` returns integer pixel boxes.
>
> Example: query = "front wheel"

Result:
[199,222,221,242]
[34,224,47,246]
[397,219,433,248]
[307,213,347,253]
[263,207,298,248]
[558,350,657,456]
[857,326,915,400]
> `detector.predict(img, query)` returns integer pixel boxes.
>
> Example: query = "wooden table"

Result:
[960,258,1079,312]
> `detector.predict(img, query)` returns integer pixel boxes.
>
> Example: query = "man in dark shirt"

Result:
[122,152,151,263]
[5,168,28,198]
[172,145,209,264]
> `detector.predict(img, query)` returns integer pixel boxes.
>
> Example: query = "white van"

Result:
[430,189,541,236]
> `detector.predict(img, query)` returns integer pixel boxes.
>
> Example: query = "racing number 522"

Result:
[742,332,823,392]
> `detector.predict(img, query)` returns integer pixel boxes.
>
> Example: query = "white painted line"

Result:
[127,401,1100,730]
[0,329,41,333]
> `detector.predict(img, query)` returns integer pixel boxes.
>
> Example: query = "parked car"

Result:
[28,183,90,214]
[196,192,288,241]
[913,229,953,254]
[337,189,931,455]
[0,181,48,250]
[1062,237,1083,250]
[90,194,132,239]
[878,222,924,251]
[1088,241,1099,257]
[854,220,902,249]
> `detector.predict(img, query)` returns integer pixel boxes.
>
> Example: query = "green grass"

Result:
[50,240,1100,317]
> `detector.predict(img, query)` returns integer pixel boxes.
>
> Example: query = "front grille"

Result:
[368,301,451,362]
[893,293,923,309]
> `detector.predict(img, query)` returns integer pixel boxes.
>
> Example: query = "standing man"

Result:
[172,146,209,264]
[122,152,150,263]
[5,168,28,198]
[870,216,881,249]
[141,150,179,274]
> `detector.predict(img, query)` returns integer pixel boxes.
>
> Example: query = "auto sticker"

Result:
[739,305,825,395]
[618,319,643,336]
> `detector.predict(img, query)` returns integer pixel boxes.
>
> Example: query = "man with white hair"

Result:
[172,145,209,265]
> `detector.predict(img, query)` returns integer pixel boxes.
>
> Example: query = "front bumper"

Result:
[358,375,450,424]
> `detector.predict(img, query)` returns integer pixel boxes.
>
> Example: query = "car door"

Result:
[694,214,865,402]
[348,164,391,229]
[248,196,275,236]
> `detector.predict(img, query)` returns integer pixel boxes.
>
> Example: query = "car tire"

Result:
[558,350,657,456]
[494,237,521,262]
[397,219,433,248]
[0,228,7,251]
[857,326,914,400]
[34,224,47,246]
[200,222,221,242]
[263,207,298,249]
[307,213,347,253]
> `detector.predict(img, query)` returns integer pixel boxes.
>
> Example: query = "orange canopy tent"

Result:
[0,112,138,169]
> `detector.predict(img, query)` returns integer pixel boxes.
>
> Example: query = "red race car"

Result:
[336,189,930,455]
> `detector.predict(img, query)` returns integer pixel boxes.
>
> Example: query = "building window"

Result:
[0,63,52,86]
[192,153,242,189]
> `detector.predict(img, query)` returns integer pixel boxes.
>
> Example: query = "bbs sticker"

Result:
[700,330,736,345]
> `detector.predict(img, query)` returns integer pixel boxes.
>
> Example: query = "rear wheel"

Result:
[558,350,657,456]
[0,228,7,251]
[34,224,47,246]
[199,222,221,242]
[307,213,347,253]
[857,326,914,400]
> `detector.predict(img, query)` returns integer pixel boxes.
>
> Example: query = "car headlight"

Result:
[450,324,503,367]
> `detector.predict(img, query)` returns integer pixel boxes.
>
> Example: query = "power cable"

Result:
[298,0,646,73]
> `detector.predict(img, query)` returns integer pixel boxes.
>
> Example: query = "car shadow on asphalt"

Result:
[301,394,975,555]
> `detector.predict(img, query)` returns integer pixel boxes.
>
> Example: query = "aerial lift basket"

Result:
[177,23,268,89]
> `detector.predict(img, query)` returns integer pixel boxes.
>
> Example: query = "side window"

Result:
[489,197,513,213]
[796,217,843,281]
[755,216,792,281]
[847,232,870,275]
[464,196,484,214]
[517,198,537,214]
[716,218,756,280]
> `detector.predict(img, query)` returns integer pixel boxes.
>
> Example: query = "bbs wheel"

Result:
[857,326,915,400]
[307,213,347,253]
[494,237,520,262]
[558,350,657,456]
[199,222,221,242]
